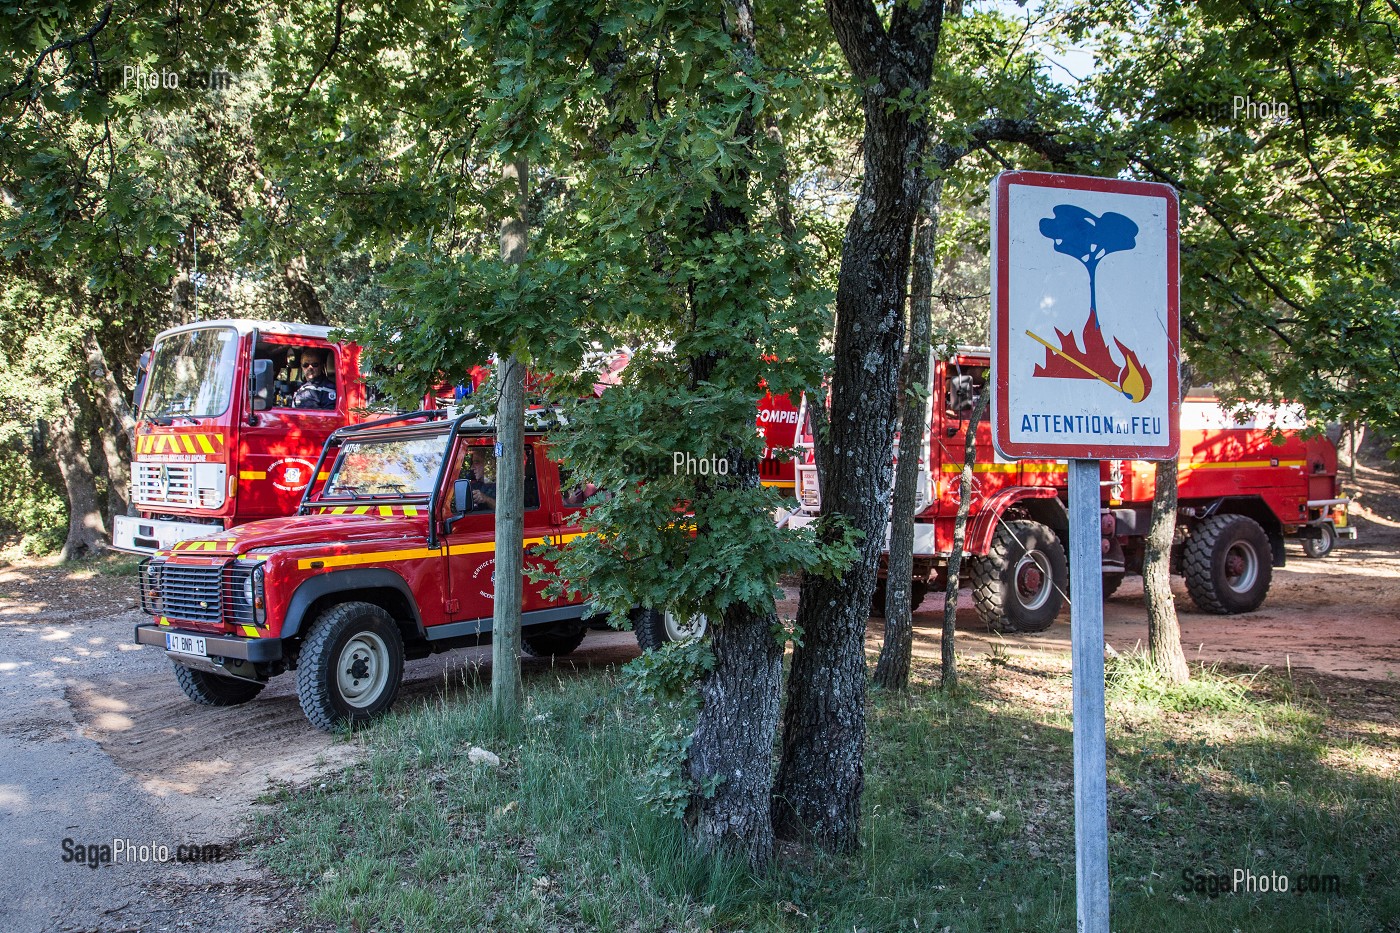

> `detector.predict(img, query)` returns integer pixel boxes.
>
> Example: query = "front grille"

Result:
[148,562,223,623]
[133,462,196,507]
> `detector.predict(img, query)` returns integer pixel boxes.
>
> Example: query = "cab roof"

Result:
[154,319,334,342]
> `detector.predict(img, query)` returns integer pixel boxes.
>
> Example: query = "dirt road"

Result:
[1,509,1396,931]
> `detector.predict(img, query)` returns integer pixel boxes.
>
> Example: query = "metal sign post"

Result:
[1068,458,1108,931]
[990,171,1180,933]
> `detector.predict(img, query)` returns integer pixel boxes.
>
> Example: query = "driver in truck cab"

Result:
[292,349,337,410]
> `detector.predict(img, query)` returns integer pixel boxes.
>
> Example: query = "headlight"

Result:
[251,564,266,624]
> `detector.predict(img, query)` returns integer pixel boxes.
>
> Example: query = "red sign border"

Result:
[992,171,1181,461]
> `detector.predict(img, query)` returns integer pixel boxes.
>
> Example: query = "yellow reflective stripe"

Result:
[760,480,796,488]
[239,470,266,480]
[939,463,1021,473]
[379,506,394,516]
[298,547,442,570]
[1182,459,1305,470]
[353,506,370,515]
[403,506,418,516]
[331,506,348,515]
[196,435,215,454]
[157,617,170,626]
[180,435,197,453]
[317,471,330,480]
[241,626,260,638]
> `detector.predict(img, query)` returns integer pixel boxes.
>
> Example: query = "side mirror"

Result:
[134,350,151,412]
[251,359,274,413]
[453,478,472,515]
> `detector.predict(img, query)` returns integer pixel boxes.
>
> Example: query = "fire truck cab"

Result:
[114,320,366,554]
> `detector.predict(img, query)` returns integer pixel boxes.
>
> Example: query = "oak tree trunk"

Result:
[686,459,783,865]
[492,157,528,719]
[774,0,944,853]
[1144,370,1191,683]
[53,400,107,561]
[875,177,944,691]
[81,330,135,519]
[941,391,985,690]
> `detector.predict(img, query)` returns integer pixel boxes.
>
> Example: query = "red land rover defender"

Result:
[133,411,700,730]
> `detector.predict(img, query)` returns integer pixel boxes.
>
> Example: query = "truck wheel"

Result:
[632,607,708,651]
[171,661,264,706]
[973,520,1068,634]
[1184,514,1273,614]
[1302,523,1336,559]
[1102,573,1124,598]
[296,601,404,731]
[870,580,931,618]
[521,626,587,658]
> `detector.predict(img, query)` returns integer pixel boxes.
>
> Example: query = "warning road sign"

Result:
[991,171,1181,461]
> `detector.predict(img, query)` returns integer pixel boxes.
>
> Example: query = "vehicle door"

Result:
[442,440,554,628]
[935,361,1001,515]
[238,337,346,520]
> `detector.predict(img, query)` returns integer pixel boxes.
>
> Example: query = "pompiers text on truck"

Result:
[116,318,802,555]
[134,411,706,731]
[787,347,1352,633]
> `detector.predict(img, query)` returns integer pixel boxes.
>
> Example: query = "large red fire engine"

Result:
[788,347,1352,632]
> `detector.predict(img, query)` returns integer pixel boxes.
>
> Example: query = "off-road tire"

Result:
[172,661,264,706]
[631,607,708,651]
[1302,522,1336,559]
[296,601,404,732]
[972,519,1068,634]
[1184,514,1272,614]
[870,580,932,619]
[1102,573,1124,598]
[521,626,588,658]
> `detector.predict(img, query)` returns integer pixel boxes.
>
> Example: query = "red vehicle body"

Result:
[789,348,1352,631]
[133,411,699,730]
[115,320,370,553]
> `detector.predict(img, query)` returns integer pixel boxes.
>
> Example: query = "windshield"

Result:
[321,433,449,499]
[139,327,240,420]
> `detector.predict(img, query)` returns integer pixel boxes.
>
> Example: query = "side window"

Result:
[459,445,540,513]
[558,467,612,511]
[254,339,339,412]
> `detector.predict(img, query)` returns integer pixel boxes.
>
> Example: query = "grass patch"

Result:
[1106,653,1259,712]
[252,654,1400,932]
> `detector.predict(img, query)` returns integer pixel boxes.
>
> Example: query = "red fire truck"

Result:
[788,347,1352,632]
[133,411,700,730]
[114,320,370,554]
[116,320,803,554]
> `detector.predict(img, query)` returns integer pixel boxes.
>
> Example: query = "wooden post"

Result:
[492,157,528,719]
[1068,458,1109,932]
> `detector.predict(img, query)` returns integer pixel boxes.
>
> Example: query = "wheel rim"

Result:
[337,632,390,709]
[1223,542,1259,593]
[663,609,707,642]
[1013,551,1053,611]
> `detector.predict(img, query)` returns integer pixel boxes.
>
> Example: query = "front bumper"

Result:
[134,622,283,662]
[114,515,223,554]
